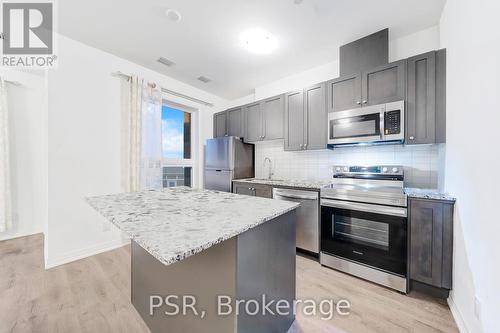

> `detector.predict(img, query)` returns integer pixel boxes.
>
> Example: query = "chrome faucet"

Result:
[263,157,273,180]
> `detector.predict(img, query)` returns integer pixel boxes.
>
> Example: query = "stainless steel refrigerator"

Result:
[204,137,254,192]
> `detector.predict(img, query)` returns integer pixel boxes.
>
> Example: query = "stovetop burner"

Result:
[320,165,407,207]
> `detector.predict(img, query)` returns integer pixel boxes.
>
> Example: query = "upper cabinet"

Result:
[327,73,362,112]
[305,83,328,150]
[213,111,227,137]
[362,60,406,106]
[406,49,446,145]
[261,95,284,141]
[244,95,284,143]
[214,107,244,139]
[327,60,406,112]
[227,107,244,138]
[285,83,327,151]
[245,102,262,142]
[284,90,305,151]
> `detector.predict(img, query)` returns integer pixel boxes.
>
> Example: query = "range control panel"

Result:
[384,110,401,135]
[333,165,404,176]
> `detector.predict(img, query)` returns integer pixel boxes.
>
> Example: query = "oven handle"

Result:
[321,199,407,218]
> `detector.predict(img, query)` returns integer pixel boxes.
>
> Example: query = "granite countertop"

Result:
[404,188,456,202]
[86,187,299,266]
[233,178,332,190]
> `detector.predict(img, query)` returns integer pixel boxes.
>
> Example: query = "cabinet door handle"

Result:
[362,100,367,104]
[409,136,415,140]
[356,101,361,105]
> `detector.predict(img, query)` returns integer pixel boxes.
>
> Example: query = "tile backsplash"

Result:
[254,141,446,190]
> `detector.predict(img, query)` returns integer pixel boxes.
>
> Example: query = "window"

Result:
[161,103,196,188]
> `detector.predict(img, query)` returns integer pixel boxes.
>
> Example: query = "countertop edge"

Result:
[404,188,456,202]
[232,178,330,190]
[85,194,299,267]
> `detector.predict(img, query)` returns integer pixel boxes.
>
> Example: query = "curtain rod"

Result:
[111,71,214,107]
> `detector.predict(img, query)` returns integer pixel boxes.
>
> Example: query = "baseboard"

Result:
[0,228,44,242]
[45,237,130,269]
[448,295,469,333]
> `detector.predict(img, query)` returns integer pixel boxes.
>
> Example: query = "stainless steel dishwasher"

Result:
[273,188,319,254]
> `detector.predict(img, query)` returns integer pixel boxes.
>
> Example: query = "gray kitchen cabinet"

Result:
[233,182,255,196]
[213,111,227,137]
[253,183,273,198]
[409,197,454,297]
[233,182,272,198]
[362,59,406,106]
[406,49,446,144]
[244,95,284,143]
[285,84,327,151]
[304,83,327,150]
[227,107,244,138]
[261,95,284,140]
[244,102,263,142]
[327,73,362,112]
[284,90,305,151]
[327,60,405,112]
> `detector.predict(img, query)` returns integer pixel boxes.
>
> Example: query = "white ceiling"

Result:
[58,0,445,100]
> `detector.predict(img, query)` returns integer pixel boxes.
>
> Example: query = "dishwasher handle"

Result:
[273,189,318,201]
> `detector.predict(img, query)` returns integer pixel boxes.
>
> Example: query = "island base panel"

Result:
[236,210,296,333]
[131,210,297,333]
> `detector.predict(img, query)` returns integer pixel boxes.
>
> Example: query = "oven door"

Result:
[328,105,385,145]
[320,199,407,276]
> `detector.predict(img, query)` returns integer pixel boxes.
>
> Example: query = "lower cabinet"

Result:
[232,182,272,199]
[408,197,454,298]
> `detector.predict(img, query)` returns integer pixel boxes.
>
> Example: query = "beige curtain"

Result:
[125,76,163,191]
[0,78,12,232]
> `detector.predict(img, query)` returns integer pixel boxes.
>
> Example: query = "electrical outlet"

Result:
[474,296,481,320]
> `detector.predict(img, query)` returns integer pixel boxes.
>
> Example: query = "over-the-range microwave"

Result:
[327,100,404,147]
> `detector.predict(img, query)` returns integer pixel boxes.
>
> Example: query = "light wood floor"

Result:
[0,234,458,333]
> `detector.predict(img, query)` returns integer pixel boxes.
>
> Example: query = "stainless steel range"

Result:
[320,165,408,293]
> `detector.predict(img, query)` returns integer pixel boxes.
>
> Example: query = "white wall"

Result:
[389,25,440,62]
[0,69,47,241]
[45,35,226,268]
[440,0,500,332]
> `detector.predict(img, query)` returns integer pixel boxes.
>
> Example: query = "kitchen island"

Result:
[87,187,299,333]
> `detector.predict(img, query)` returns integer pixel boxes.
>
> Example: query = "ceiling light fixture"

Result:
[240,28,278,54]
[165,9,182,22]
